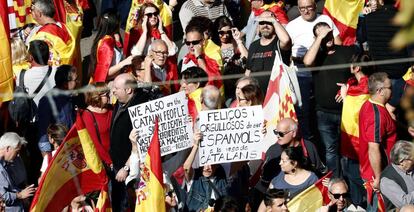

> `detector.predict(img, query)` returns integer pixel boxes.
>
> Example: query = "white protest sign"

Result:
[128,91,193,157]
[198,105,264,166]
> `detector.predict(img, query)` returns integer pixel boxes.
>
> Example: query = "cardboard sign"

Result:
[128,91,193,157]
[198,106,264,166]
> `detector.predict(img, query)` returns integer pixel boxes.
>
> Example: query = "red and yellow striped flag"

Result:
[287,172,333,211]
[30,112,108,212]
[323,0,365,45]
[340,76,369,160]
[0,0,14,103]
[7,0,33,29]
[261,50,297,148]
[123,0,173,56]
[135,118,166,212]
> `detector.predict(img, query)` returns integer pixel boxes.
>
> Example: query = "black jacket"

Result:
[110,89,150,170]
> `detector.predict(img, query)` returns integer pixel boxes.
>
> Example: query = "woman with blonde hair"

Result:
[11,37,30,76]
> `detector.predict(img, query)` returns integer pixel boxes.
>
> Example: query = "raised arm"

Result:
[183,130,202,181]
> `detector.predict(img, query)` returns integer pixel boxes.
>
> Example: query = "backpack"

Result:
[8,67,52,124]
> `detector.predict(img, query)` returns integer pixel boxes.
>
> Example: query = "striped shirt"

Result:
[179,0,231,33]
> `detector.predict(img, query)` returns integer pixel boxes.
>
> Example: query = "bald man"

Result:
[143,40,179,95]
[250,118,325,211]
[110,73,151,211]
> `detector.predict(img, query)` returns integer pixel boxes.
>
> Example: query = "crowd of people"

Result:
[0,0,414,211]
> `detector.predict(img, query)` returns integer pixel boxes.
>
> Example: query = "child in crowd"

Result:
[38,124,68,182]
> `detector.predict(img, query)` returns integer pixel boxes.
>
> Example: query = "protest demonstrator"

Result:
[128,91,193,158]
[198,105,264,166]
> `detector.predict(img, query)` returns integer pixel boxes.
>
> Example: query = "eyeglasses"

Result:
[273,129,293,138]
[165,191,174,197]
[218,30,232,36]
[330,192,349,199]
[299,5,315,12]
[185,39,202,46]
[145,12,159,18]
[153,50,168,56]
[258,21,273,26]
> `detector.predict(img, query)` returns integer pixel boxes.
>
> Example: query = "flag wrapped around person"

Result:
[0,0,14,103]
[287,172,333,211]
[340,76,369,160]
[30,112,109,212]
[123,0,173,56]
[135,118,166,212]
[323,0,365,45]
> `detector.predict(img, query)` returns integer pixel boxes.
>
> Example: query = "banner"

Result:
[198,106,264,166]
[0,0,13,103]
[128,91,193,157]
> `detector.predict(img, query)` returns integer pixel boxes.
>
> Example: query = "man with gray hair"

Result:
[358,72,396,211]
[201,85,221,110]
[380,140,414,211]
[29,0,75,65]
[318,178,364,212]
[0,132,36,211]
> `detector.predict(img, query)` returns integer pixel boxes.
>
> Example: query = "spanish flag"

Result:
[30,22,76,66]
[123,0,173,56]
[323,0,365,45]
[340,76,369,160]
[135,118,166,212]
[30,112,108,212]
[287,172,333,211]
[0,0,14,103]
[7,0,33,29]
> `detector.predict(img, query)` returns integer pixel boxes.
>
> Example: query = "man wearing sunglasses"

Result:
[318,178,363,212]
[246,10,291,93]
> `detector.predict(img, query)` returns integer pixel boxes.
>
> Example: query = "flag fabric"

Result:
[403,67,414,86]
[30,22,76,66]
[340,76,369,160]
[123,0,173,56]
[251,1,288,25]
[323,0,365,45]
[30,112,108,212]
[135,118,166,212]
[7,0,33,29]
[0,0,14,103]
[364,180,386,212]
[287,171,333,211]
[95,187,112,212]
[261,48,297,149]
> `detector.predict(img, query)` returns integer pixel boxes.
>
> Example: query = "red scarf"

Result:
[150,28,161,39]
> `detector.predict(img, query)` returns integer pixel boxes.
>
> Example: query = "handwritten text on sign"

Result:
[198,106,264,166]
[128,91,193,157]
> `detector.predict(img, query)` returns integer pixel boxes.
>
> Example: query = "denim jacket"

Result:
[186,168,228,212]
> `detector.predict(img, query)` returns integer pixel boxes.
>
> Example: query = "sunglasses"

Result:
[259,21,273,26]
[218,30,232,36]
[145,12,159,18]
[185,39,202,46]
[330,192,349,199]
[165,191,173,197]
[153,50,168,56]
[273,129,293,138]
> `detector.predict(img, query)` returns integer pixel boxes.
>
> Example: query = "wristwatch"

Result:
[123,165,130,172]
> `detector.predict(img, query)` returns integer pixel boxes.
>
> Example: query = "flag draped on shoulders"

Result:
[30,112,109,212]
[323,0,364,45]
[135,119,166,212]
[261,48,296,149]
[7,0,33,29]
[287,172,333,211]
[340,76,369,160]
[92,35,115,83]
[124,0,173,56]
[0,0,14,103]
[30,22,76,66]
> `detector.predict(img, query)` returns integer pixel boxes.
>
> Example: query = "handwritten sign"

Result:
[128,91,193,157]
[198,105,264,166]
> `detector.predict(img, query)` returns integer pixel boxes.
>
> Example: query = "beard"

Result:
[261,30,274,39]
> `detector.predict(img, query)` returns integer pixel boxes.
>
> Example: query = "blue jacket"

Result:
[186,167,228,212]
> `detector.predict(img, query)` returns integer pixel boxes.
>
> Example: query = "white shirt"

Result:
[40,150,57,173]
[286,14,340,58]
[15,65,57,105]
